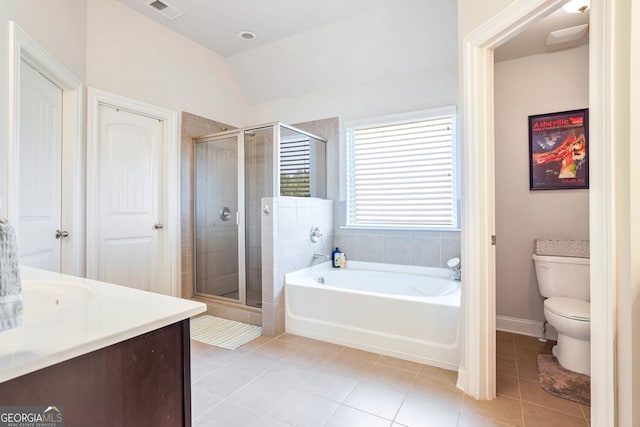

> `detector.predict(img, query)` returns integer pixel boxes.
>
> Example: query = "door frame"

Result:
[460,0,615,425]
[7,21,84,276]
[86,88,180,297]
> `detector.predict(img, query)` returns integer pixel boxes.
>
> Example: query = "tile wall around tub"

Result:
[333,201,461,269]
[261,196,334,337]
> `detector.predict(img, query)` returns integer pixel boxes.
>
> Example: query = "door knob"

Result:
[55,230,69,239]
[154,223,164,230]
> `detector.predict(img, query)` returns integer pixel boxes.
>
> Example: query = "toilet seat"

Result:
[545,297,590,321]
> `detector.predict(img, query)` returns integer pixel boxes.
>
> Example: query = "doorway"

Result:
[460,0,614,425]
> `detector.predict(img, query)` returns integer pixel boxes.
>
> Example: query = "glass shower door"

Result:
[244,127,274,308]
[194,135,240,300]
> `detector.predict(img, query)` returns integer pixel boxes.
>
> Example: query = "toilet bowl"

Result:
[543,297,590,375]
[532,254,590,376]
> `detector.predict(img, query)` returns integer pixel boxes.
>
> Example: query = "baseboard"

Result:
[496,315,557,340]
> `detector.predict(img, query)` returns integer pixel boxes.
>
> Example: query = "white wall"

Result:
[86,0,248,127]
[229,0,458,125]
[494,45,590,323]
[0,0,87,218]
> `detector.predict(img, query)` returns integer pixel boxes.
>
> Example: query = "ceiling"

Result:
[495,6,590,62]
[117,0,388,57]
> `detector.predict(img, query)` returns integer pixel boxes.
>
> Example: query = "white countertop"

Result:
[0,267,206,383]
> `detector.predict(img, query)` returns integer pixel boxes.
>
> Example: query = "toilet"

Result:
[532,254,590,376]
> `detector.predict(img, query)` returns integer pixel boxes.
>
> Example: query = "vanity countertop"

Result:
[0,267,206,383]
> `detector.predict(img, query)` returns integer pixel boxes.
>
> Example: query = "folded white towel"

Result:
[0,218,23,332]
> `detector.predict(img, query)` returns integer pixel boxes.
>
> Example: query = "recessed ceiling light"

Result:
[562,0,590,13]
[238,31,256,40]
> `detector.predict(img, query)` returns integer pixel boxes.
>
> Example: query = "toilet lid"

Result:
[545,297,590,321]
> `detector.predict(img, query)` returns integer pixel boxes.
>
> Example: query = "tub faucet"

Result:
[447,257,462,281]
[311,253,331,265]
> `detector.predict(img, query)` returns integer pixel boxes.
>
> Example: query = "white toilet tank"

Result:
[532,254,590,301]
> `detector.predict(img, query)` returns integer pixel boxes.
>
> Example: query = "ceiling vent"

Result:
[148,0,183,20]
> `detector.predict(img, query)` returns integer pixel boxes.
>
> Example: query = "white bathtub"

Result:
[285,261,461,370]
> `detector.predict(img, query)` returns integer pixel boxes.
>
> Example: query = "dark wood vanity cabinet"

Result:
[0,320,192,427]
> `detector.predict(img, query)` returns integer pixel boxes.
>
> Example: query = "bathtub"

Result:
[285,261,461,370]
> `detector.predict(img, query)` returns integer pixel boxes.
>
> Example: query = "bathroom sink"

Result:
[21,280,94,323]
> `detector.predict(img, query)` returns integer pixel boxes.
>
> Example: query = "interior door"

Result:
[96,105,167,294]
[17,60,63,271]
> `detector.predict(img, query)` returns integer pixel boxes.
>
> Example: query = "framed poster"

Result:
[528,108,589,190]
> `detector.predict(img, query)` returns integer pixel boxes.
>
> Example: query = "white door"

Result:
[17,61,63,271]
[96,106,167,294]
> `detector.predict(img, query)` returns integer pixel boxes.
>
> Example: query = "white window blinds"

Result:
[346,108,457,228]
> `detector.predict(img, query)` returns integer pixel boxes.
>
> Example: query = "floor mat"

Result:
[537,354,590,406]
[190,315,262,350]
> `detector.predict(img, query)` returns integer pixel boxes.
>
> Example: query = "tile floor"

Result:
[190,331,590,426]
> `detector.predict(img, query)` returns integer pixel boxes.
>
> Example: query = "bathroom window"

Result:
[280,135,311,197]
[345,107,458,229]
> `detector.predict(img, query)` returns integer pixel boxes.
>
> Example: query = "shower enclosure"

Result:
[193,123,326,309]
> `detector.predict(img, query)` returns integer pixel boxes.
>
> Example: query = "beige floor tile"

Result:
[417,364,459,385]
[194,366,256,398]
[324,405,392,427]
[338,346,382,362]
[194,401,263,427]
[200,345,251,365]
[227,377,295,414]
[277,333,344,353]
[239,335,272,350]
[516,359,540,382]
[519,378,583,418]
[191,387,222,420]
[270,390,339,427]
[394,393,459,427]
[377,355,422,373]
[284,344,337,368]
[320,354,377,379]
[226,351,282,377]
[497,356,518,377]
[191,355,223,382]
[458,411,516,427]
[497,373,520,399]
[410,375,464,409]
[343,382,406,420]
[497,340,516,359]
[299,370,359,403]
[521,402,588,427]
[461,394,523,427]
[255,337,304,357]
[362,363,418,391]
[254,416,292,427]
[580,404,591,422]
[260,359,317,388]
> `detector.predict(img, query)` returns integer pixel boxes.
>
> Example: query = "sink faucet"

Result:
[447,257,462,281]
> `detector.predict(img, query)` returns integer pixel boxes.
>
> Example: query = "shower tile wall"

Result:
[261,196,334,337]
[180,112,235,299]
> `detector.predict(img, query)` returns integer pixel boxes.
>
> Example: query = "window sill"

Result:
[339,225,461,233]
